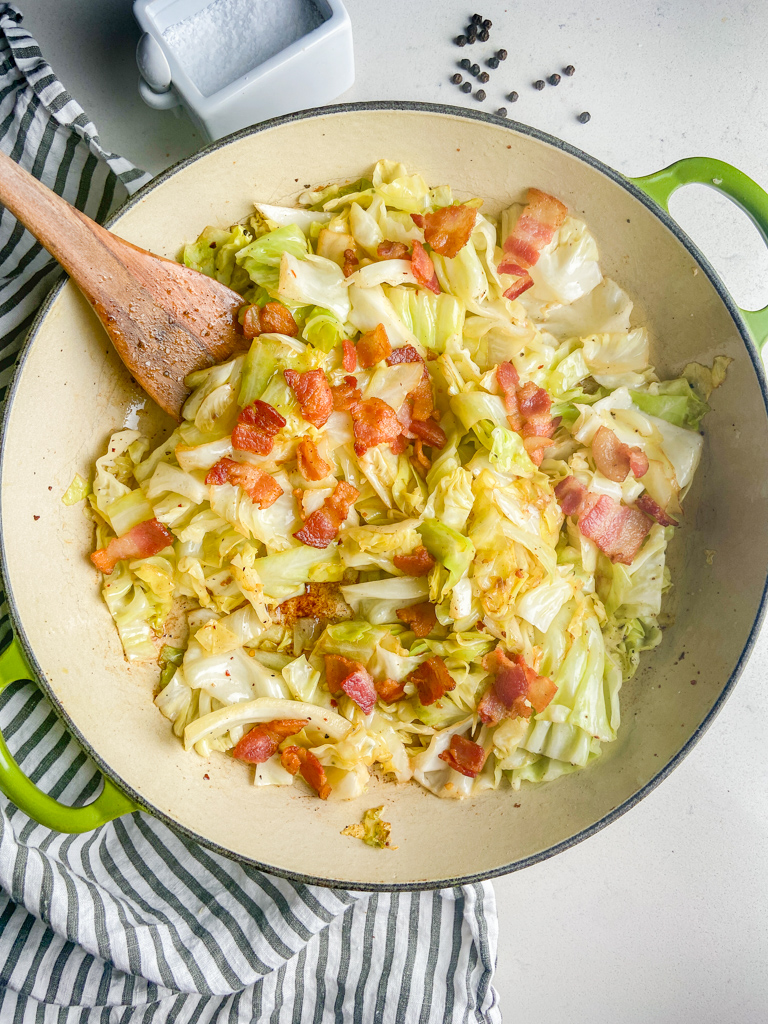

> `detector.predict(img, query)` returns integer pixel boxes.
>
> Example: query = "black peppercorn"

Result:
[497,107,507,117]
[548,73,561,86]
[478,71,490,83]
[564,64,575,76]
[452,73,463,84]
[456,35,467,46]
[479,28,490,41]
[507,90,518,102]
[471,13,483,24]
[459,58,471,69]
[467,28,477,41]
[482,19,492,28]
[470,63,480,75]
[577,111,591,123]
[461,82,472,93]
[533,79,545,90]
[475,89,486,101]
[488,57,499,69]
[497,49,508,60]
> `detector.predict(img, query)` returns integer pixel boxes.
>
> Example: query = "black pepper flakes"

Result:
[577,111,591,123]
[533,79,545,90]
[482,18,492,28]
[475,88,486,101]
[470,63,480,75]
[456,35,467,46]
[496,107,507,117]
[452,73,463,84]
[478,71,490,83]
[548,73,561,86]
[479,28,490,41]
[460,81,472,93]
[507,90,518,102]
[487,56,499,69]
[459,58,471,69]
[497,49,508,60]
[564,64,575,76]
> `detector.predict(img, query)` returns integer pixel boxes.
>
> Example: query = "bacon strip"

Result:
[578,494,652,565]
[342,338,357,372]
[495,362,557,463]
[408,656,455,706]
[284,368,333,428]
[499,188,568,274]
[331,375,362,411]
[410,418,446,449]
[496,361,522,431]
[636,492,678,527]
[206,457,283,508]
[502,265,534,301]
[280,746,331,799]
[294,480,359,548]
[242,302,298,339]
[232,400,286,455]
[393,545,436,577]
[342,249,359,278]
[356,324,392,368]
[438,735,488,778]
[554,476,588,516]
[592,426,648,482]
[352,398,401,456]
[417,204,477,258]
[296,438,331,481]
[410,239,441,294]
[377,240,410,260]
[323,654,377,714]
[386,345,422,366]
[232,719,309,764]
[477,648,557,725]
[91,518,173,575]
[396,601,438,638]
[375,677,406,703]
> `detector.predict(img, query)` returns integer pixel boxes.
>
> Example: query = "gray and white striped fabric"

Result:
[0,5,501,1020]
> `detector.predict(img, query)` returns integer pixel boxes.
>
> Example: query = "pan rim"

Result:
[2,99,767,891]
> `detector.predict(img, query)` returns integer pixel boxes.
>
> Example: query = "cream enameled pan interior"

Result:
[2,107,767,888]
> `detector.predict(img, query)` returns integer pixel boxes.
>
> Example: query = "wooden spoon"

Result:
[0,150,246,420]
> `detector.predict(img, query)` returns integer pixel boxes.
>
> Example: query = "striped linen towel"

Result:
[0,5,502,1021]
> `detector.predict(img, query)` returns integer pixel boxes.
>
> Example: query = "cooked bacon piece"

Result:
[296,438,331,481]
[438,735,488,778]
[393,545,436,577]
[294,480,360,548]
[377,240,410,260]
[502,266,534,301]
[342,248,359,278]
[499,187,568,273]
[206,457,283,508]
[323,654,376,713]
[578,494,652,565]
[592,425,648,483]
[410,418,446,449]
[410,239,441,294]
[232,719,309,764]
[232,400,286,455]
[636,492,678,527]
[242,304,262,340]
[280,745,331,799]
[408,656,455,706]
[478,648,556,725]
[411,214,425,228]
[409,371,434,421]
[517,380,552,420]
[241,302,298,338]
[351,397,401,456]
[525,671,558,714]
[386,344,422,366]
[284,368,333,428]
[554,475,588,516]
[91,518,173,575]
[411,439,431,475]
[391,434,410,455]
[355,323,392,368]
[325,654,364,694]
[396,601,438,638]
[496,361,523,431]
[496,362,557,462]
[375,677,406,703]
[331,375,362,411]
[342,338,357,372]
[419,204,478,258]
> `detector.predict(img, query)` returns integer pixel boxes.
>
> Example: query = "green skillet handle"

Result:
[0,637,139,831]
[629,157,768,352]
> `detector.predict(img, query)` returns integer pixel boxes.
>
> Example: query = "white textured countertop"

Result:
[18,0,768,1019]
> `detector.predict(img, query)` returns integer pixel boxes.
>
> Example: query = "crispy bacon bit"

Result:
[377,240,410,260]
[386,345,422,366]
[232,719,309,764]
[502,266,534,300]
[241,302,298,339]
[342,248,359,278]
[325,654,364,693]
[232,400,286,455]
[408,656,455,706]
[411,214,425,228]
[578,494,652,565]
[636,492,678,527]
[499,187,568,274]
[478,648,556,725]
[352,398,401,456]
[242,304,262,339]
[518,380,552,420]
[495,362,557,463]
[421,204,478,258]
[294,480,360,548]
[410,418,446,449]
[396,601,438,638]
[323,654,376,714]
[438,735,488,778]
[592,425,648,482]
[331,375,362,411]
[91,518,173,575]
[206,457,283,508]
[390,433,410,455]
[409,371,435,421]
[280,746,331,799]
[554,476,588,516]
[393,545,436,577]
[284,368,333,428]
[342,338,357,372]
[296,438,331,481]
[410,239,441,294]
[356,323,392,368]
[375,677,406,703]
[497,360,522,431]
[411,439,431,475]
